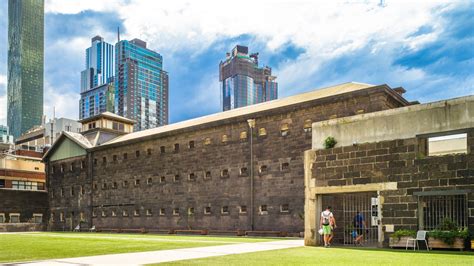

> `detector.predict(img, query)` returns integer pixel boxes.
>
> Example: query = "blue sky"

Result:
[0,0,473,125]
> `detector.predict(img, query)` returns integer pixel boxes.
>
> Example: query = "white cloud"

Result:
[41,0,468,121]
[43,81,80,121]
[45,0,126,14]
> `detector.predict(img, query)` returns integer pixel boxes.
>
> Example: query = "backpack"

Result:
[322,211,331,225]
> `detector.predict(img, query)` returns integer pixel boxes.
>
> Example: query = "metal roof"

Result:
[102,82,376,146]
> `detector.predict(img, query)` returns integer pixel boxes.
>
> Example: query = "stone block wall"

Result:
[48,87,408,233]
[0,189,48,224]
[311,130,474,241]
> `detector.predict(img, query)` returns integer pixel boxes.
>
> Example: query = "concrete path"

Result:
[13,239,304,266]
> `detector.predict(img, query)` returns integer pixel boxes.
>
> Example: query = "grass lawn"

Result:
[160,246,474,266]
[0,232,283,263]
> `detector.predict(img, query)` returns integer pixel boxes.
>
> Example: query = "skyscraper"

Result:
[79,36,115,119]
[115,39,168,131]
[219,45,278,111]
[80,36,114,92]
[7,0,44,138]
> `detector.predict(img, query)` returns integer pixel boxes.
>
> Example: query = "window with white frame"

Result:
[428,133,467,156]
[0,213,5,223]
[33,213,43,223]
[9,213,20,223]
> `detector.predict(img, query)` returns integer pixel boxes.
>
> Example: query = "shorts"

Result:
[322,225,332,235]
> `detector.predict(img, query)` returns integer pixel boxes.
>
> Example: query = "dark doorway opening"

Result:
[321,191,379,246]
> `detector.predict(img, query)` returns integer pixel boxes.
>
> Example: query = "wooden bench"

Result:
[121,228,147,234]
[147,229,173,234]
[208,230,244,236]
[175,229,208,235]
[97,228,121,233]
[245,231,284,237]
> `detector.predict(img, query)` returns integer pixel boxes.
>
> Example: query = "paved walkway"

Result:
[14,239,304,266]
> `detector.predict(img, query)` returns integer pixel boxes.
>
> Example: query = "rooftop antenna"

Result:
[117,26,120,42]
[50,107,55,145]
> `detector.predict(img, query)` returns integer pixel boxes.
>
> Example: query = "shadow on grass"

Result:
[306,245,473,256]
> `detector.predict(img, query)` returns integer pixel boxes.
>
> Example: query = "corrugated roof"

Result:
[102,82,375,147]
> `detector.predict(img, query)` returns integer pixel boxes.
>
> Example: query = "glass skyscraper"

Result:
[115,39,168,131]
[7,0,44,138]
[219,45,278,111]
[79,36,115,119]
[80,36,114,92]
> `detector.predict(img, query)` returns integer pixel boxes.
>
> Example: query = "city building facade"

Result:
[0,125,15,145]
[79,82,115,119]
[304,96,474,247]
[79,36,115,120]
[44,82,411,233]
[15,117,81,152]
[7,0,44,138]
[220,45,278,111]
[0,153,47,229]
[115,39,169,131]
[80,36,114,92]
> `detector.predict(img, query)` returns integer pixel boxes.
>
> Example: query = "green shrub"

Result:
[437,218,458,231]
[428,229,468,245]
[323,136,337,149]
[391,229,416,240]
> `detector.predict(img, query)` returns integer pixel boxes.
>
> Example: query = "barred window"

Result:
[419,194,467,230]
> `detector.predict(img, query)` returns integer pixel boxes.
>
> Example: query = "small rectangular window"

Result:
[188,141,195,149]
[135,179,140,186]
[111,210,117,217]
[159,208,166,215]
[113,155,117,162]
[134,210,140,216]
[428,133,467,156]
[147,148,152,156]
[174,143,180,152]
[188,207,195,215]
[160,176,166,183]
[70,163,74,172]
[259,165,268,174]
[188,173,196,181]
[123,153,128,160]
[122,210,129,217]
[112,182,118,189]
[147,178,153,185]
[136,150,140,158]
[239,206,247,214]
[174,175,180,182]
[160,146,165,154]
[221,206,229,214]
[81,160,86,169]
[221,169,229,178]
[204,207,211,214]
[60,212,65,221]
[259,205,268,214]
[122,180,128,187]
[204,137,211,145]
[146,209,152,216]
[205,171,211,179]
[173,208,180,216]
[101,211,107,217]
[0,213,4,223]
[281,162,289,171]
[9,213,20,223]
[280,204,289,213]
[240,167,248,176]
[280,124,289,136]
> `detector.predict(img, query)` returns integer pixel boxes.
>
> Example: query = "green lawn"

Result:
[0,232,282,263]
[161,246,474,266]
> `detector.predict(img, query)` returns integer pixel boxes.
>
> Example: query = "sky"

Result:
[0,0,473,126]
